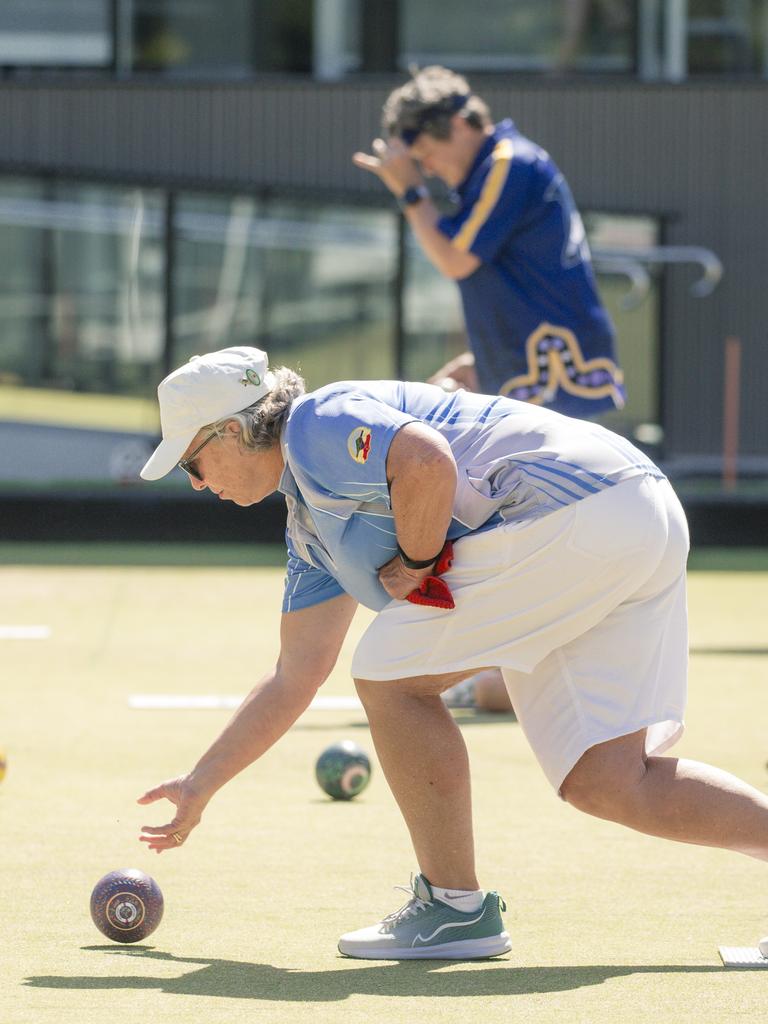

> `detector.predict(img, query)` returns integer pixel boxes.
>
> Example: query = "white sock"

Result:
[431,885,484,913]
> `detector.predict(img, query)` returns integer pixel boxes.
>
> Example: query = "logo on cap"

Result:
[240,368,262,387]
[347,426,372,464]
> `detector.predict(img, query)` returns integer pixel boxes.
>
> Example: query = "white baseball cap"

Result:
[140,346,275,481]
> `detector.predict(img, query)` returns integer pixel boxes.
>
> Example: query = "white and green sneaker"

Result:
[338,874,511,960]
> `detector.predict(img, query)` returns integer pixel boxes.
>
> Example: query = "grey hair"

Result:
[207,365,305,451]
[382,65,490,141]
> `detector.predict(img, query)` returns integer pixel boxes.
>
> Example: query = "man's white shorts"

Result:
[351,474,689,793]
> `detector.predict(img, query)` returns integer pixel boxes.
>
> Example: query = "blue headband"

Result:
[400,94,470,147]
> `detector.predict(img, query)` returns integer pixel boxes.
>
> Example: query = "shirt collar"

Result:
[455,120,514,199]
[277,433,297,498]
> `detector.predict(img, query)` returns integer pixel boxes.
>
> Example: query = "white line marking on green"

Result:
[129,694,363,711]
[0,625,51,640]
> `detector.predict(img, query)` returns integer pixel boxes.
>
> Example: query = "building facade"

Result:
[1,2,766,506]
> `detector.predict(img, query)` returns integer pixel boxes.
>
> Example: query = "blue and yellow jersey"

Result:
[438,120,625,419]
[279,381,660,613]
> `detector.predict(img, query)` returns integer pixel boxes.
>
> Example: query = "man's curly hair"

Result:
[382,65,491,142]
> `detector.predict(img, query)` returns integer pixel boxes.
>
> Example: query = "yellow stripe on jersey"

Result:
[452,137,514,253]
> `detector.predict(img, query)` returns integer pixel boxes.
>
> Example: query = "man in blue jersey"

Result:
[353,65,624,418]
[137,347,768,961]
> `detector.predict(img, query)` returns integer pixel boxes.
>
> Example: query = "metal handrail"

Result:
[593,244,723,302]
[591,255,651,310]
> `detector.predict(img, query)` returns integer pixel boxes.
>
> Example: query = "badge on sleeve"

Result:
[347,426,372,464]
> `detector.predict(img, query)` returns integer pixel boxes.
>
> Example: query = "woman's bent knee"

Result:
[561,731,649,821]
[355,670,478,701]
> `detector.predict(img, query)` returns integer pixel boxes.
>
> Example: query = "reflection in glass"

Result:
[132,0,312,73]
[172,196,398,389]
[402,241,465,386]
[585,213,661,439]
[0,178,166,487]
[687,0,762,75]
[0,0,111,67]
[400,0,635,73]
[0,179,165,403]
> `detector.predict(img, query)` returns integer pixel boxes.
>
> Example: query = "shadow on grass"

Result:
[690,647,768,657]
[24,946,734,1001]
[292,711,518,733]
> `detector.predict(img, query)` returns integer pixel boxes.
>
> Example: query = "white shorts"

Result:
[351,474,690,792]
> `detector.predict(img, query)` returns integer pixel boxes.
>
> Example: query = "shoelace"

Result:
[381,882,431,929]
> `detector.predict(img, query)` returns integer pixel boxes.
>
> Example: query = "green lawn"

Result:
[0,385,160,432]
[0,542,766,572]
[1,555,767,1024]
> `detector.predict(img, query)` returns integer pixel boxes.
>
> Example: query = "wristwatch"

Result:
[398,185,429,210]
[397,543,441,569]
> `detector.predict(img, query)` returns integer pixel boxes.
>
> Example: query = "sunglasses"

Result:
[177,430,219,482]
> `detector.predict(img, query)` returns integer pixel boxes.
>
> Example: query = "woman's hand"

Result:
[377,553,436,601]
[137,774,209,853]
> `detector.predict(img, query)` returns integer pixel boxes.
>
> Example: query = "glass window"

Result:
[0,179,398,491]
[686,0,764,75]
[0,176,661,493]
[0,180,165,398]
[0,178,165,489]
[0,0,315,76]
[0,0,111,67]
[132,0,312,74]
[402,240,465,385]
[314,0,362,79]
[585,213,661,444]
[400,0,636,74]
[172,195,398,390]
[640,0,768,80]
[0,178,48,393]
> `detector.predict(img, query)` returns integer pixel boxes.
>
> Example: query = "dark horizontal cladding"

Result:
[0,492,287,542]
[0,81,391,192]
[0,78,762,192]
[1,491,765,545]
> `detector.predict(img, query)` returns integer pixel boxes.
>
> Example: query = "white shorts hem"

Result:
[552,715,686,797]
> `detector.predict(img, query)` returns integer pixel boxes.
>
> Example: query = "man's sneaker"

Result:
[337,874,511,960]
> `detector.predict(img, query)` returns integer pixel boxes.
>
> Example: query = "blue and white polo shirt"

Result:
[279,380,661,614]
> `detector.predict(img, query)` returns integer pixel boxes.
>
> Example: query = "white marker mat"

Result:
[718,946,768,967]
[0,625,51,640]
[129,694,363,711]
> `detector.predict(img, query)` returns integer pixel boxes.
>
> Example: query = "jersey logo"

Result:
[499,322,624,407]
[543,172,591,269]
[347,426,372,464]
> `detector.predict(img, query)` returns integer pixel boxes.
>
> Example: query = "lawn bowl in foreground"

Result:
[90,868,164,943]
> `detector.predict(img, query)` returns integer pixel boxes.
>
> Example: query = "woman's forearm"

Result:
[187,667,317,797]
